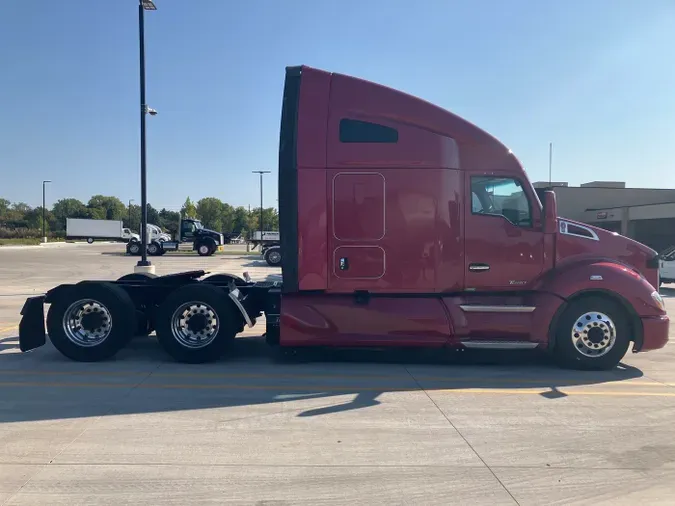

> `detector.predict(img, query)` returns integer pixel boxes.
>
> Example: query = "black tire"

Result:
[264,247,282,267]
[117,272,158,282]
[553,296,630,370]
[155,283,240,363]
[46,282,137,362]
[127,241,141,256]
[147,241,162,256]
[196,239,216,257]
[87,237,94,244]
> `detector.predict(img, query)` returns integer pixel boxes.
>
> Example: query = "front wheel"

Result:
[196,241,215,257]
[553,296,631,370]
[147,241,162,256]
[264,247,282,267]
[87,237,94,244]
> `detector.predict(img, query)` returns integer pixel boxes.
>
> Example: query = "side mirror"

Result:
[543,190,557,234]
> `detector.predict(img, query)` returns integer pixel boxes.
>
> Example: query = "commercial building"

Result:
[533,181,675,252]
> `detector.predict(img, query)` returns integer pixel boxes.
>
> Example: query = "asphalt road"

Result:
[0,243,674,505]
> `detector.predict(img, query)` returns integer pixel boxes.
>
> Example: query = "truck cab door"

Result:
[181,221,197,242]
[464,175,544,290]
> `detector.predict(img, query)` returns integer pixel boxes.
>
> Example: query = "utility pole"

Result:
[246,203,251,252]
[42,180,51,243]
[548,142,553,187]
[128,199,134,227]
[252,170,271,251]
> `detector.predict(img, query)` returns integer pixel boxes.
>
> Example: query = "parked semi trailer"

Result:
[19,66,669,369]
[250,231,281,266]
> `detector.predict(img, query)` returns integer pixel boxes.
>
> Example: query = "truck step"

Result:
[460,340,539,350]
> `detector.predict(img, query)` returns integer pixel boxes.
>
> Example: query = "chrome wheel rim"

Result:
[571,311,616,358]
[170,301,219,349]
[199,245,209,255]
[62,299,113,347]
[129,244,139,254]
[268,251,281,264]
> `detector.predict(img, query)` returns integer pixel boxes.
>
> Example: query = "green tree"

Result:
[249,207,279,233]
[25,207,53,232]
[126,204,141,231]
[196,197,225,231]
[52,198,88,231]
[158,208,180,237]
[232,206,249,235]
[0,198,10,217]
[87,195,126,220]
[181,197,197,218]
[146,203,160,226]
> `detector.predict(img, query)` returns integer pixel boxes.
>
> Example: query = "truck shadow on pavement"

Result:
[0,333,646,424]
[0,336,19,352]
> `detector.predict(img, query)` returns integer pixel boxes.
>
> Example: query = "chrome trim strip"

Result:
[459,305,536,313]
[461,341,539,350]
[559,220,600,241]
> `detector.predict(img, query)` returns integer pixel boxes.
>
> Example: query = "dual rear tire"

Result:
[46,282,240,363]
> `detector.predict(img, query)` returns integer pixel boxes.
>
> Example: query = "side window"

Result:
[339,119,399,143]
[471,176,532,227]
[471,192,483,213]
[182,222,196,235]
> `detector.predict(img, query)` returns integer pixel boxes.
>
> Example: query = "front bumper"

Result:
[18,296,46,352]
[638,314,670,351]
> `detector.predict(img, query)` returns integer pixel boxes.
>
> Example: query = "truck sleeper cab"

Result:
[18,65,669,370]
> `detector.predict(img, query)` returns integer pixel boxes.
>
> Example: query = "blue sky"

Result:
[1,0,674,210]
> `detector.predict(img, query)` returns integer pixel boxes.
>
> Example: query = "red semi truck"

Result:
[18,65,669,370]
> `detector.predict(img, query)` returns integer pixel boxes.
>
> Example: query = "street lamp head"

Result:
[147,107,158,116]
[43,180,52,184]
[141,0,157,10]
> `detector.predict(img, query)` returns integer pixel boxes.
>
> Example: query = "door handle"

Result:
[469,263,490,272]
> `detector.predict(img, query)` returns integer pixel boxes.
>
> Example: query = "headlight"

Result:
[651,290,666,311]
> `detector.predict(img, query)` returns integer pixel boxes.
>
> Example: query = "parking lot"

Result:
[0,243,674,505]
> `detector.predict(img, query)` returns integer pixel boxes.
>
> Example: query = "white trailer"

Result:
[250,231,280,242]
[66,218,139,244]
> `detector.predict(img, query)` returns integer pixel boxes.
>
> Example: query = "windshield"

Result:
[194,221,203,230]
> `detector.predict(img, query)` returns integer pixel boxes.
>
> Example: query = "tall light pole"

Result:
[128,199,134,227]
[252,170,271,250]
[42,180,51,243]
[548,142,553,186]
[136,0,158,273]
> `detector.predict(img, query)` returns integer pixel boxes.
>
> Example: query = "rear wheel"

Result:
[87,237,94,244]
[264,247,282,267]
[553,296,630,370]
[147,241,162,256]
[155,283,239,363]
[46,282,137,362]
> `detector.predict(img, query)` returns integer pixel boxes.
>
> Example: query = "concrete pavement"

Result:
[0,243,674,504]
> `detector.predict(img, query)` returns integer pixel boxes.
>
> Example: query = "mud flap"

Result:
[19,296,46,352]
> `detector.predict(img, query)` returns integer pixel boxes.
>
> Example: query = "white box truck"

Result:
[66,218,139,244]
